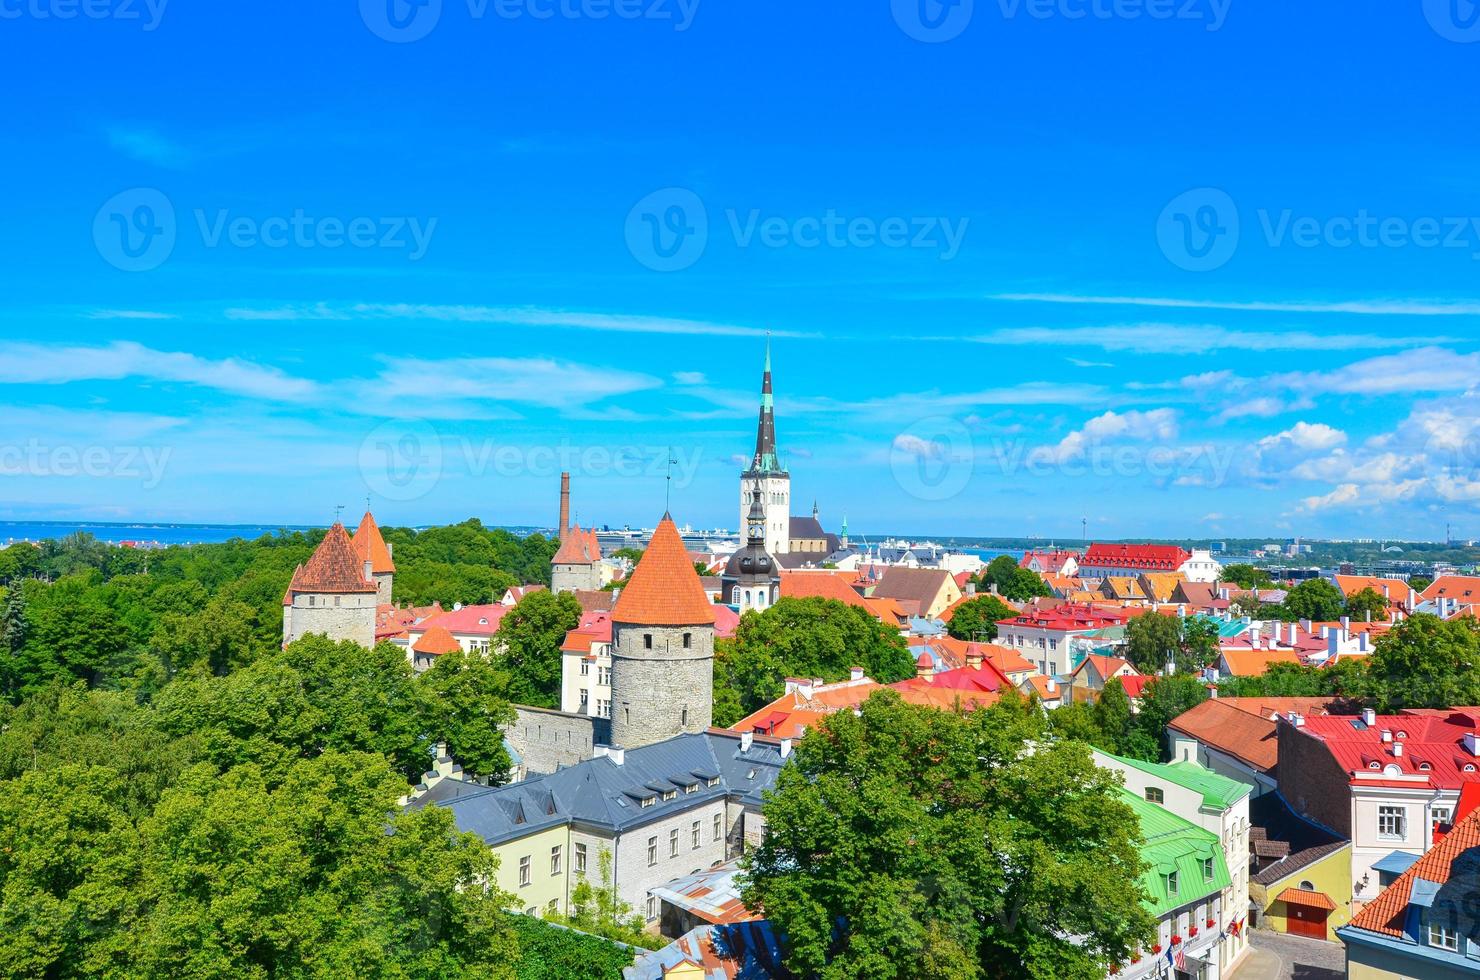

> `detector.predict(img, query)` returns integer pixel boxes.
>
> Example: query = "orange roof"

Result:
[412,625,461,656]
[1274,887,1336,912]
[611,515,716,626]
[779,571,867,608]
[287,523,377,595]
[983,644,1036,676]
[863,596,909,625]
[1076,654,1131,681]
[1347,805,1480,938]
[1021,675,1063,702]
[1218,648,1303,677]
[1422,575,1480,603]
[1167,699,1280,771]
[1333,575,1411,603]
[351,511,396,574]
[552,525,602,565]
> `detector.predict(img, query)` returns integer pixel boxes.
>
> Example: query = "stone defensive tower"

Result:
[351,511,395,605]
[608,514,716,749]
[282,522,379,648]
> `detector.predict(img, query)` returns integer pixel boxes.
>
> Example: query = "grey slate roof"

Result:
[418,731,788,847]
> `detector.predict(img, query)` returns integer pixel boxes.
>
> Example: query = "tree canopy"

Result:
[494,589,583,709]
[977,556,1051,601]
[713,597,914,725]
[743,691,1156,978]
[946,594,1015,641]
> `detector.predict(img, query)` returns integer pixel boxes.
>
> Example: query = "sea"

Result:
[0,521,317,548]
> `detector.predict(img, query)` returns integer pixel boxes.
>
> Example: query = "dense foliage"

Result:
[945,594,1015,641]
[744,691,1157,979]
[494,589,583,708]
[976,555,1051,601]
[712,597,914,726]
[1046,675,1209,763]
[0,524,558,705]
[1124,613,1218,674]
[508,916,640,980]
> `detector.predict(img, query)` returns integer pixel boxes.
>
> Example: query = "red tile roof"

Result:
[287,523,377,595]
[351,511,396,574]
[779,571,867,608]
[1346,804,1480,938]
[998,603,1132,632]
[612,515,717,626]
[1168,698,1282,772]
[1275,887,1336,912]
[418,603,509,637]
[1421,575,1480,603]
[1082,543,1190,571]
[552,525,602,565]
[1295,711,1480,789]
[412,625,461,656]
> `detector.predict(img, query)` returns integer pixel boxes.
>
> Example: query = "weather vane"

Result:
[665,448,678,512]
[334,504,345,523]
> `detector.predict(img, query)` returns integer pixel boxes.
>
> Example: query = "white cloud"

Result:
[1258,422,1348,455]
[893,433,948,461]
[988,292,1480,317]
[1033,408,1179,464]
[225,303,801,338]
[0,341,318,401]
[86,309,179,320]
[1274,347,1480,396]
[673,371,707,385]
[972,323,1442,354]
[1215,396,1289,423]
[370,356,661,411]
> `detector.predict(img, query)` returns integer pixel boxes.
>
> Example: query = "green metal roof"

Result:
[1121,789,1231,917]
[1104,752,1250,812]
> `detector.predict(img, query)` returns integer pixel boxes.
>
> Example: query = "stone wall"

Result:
[551,562,601,594]
[1277,720,1352,836]
[283,591,377,648]
[506,705,609,775]
[609,622,713,749]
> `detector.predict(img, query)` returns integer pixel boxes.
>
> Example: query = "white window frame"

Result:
[1378,805,1406,840]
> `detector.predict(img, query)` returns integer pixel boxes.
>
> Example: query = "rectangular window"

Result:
[646,896,657,921]
[1430,922,1460,951]
[1202,857,1214,881]
[683,633,692,649]
[644,634,653,649]
[519,856,531,887]
[575,843,587,875]
[580,661,590,675]
[669,829,680,857]
[1434,806,1454,826]
[550,845,561,876]
[1145,787,1165,804]
[1165,871,1178,895]
[714,813,723,841]
[692,820,701,849]
[1379,805,1406,839]
[640,796,655,809]
[647,836,657,867]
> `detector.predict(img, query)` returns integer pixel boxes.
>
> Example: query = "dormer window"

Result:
[640,796,656,809]
[1419,762,1432,771]
[684,783,697,794]
[1467,764,1477,773]
[662,790,676,801]
[706,777,720,787]
[1369,762,1381,770]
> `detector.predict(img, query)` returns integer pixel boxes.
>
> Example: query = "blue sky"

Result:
[3,0,1480,540]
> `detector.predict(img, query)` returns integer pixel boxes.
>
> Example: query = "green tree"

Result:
[1408,576,1434,594]
[1221,563,1271,589]
[946,594,1015,641]
[1363,614,1480,711]
[1129,675,1208,761]
[1282,579,1346,623]
[149,595,256,678]
[1345,587,1390,623]
[418,649,517,783]
[1124,613,1181,674]
[715,597,913,723]
[743,691,1156,979]
[495,590,582,708]
[560,847,657,949]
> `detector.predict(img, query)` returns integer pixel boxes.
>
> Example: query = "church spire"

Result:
[749,335,784,475]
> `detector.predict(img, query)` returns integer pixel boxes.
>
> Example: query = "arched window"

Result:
[731,587,740,603]
[1299,880,1315,891]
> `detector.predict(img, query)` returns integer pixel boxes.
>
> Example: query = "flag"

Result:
[1174,944,1187,972]
[1164,947,1175,972]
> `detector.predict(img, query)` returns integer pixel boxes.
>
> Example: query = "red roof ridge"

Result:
[612,515,716,626]
[553,524,602,565]
[289,523,377,594]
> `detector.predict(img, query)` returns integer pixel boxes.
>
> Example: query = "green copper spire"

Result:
[747,336,785,475]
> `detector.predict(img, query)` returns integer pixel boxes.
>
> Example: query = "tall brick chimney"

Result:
[558,471,570,541]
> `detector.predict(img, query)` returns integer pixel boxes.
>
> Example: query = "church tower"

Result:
[609,514,716,749]
[722,488,781,613]
[739,340,790,556]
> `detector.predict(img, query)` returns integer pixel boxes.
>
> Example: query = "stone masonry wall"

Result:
[609,622,713,749]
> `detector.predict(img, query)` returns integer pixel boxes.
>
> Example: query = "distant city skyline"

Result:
[4,4,1480,539]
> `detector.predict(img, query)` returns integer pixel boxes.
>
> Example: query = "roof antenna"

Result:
[664,447,678,513]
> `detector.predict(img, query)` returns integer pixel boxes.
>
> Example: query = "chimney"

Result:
[1291,712,1304,728]
[596,745,626,766]
[1046,677,1057,694]
[1381,729,1393,743]
[967,647,984,670]
[1392,742,1404,758]
[1362,707,1377,726]
[849,666,865,682]
[1300,618,1313,634]
[740,731,753,752]
[779,738,793,759]
[1359,633,1370,653]
[364,559,374,581]
[965,582,977,596]
[1329,632,1340,656]
[1464,732,1480,757]
[558,472,571,541]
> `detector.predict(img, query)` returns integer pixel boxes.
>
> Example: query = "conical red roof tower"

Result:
[613,514,716,626]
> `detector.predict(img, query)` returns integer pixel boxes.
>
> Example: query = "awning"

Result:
[1276,887,1336,911]
[1372,850,1420,876]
